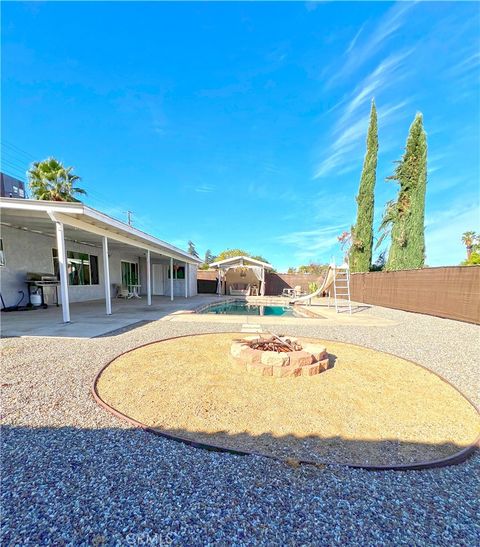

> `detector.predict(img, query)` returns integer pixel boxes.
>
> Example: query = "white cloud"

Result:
[314,96,409,180]
[339,50,413,125]
[276,223,349,263]
[195,184,215,193]
[327,2,417,87]
[345,24,365,55]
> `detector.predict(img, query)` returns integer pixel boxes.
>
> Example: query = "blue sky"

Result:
[2,1,479,271]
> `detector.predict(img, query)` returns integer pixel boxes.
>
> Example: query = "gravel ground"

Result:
[1,305,479,545]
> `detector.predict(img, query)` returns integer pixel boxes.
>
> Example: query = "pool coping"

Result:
[91,332,480,472]
[194,298,322,319]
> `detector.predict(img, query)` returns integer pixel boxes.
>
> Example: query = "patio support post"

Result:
[185,262,188,298]
[146,250,152,306]
[55,221,71,323]
[102,236,112,315]
[170,257,174,301]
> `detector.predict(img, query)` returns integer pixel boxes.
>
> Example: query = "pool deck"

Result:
[170,296,396,328]
[0,295,395,339]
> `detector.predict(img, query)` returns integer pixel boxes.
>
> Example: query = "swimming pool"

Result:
[199,300,303,317]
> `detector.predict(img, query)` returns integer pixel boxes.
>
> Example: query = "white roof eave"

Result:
[0,198,202,264]
[210,255,273,269]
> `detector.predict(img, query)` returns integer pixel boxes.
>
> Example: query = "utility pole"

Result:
[124,210,133,226]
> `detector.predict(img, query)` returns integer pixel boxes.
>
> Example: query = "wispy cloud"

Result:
[327,2,416,88]
[276,223,348,263]
[194,184,215,193]
[446,50,480,79]
[339,49,413,124]
[345,24,365,55]
[314,98,409,179]
[314,46,412,180]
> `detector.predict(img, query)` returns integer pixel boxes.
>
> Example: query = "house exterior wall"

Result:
[0,225,140,305]
[0,225,198,306]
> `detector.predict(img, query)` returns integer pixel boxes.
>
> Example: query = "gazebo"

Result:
[210,256,272,296]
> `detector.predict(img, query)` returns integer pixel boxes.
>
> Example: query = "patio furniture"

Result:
[229,283,250,296]
[281,287,295,297]
[289,285,304,298]
[128,284,142,299]
[115,285,129,299]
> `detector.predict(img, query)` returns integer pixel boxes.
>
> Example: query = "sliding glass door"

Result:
[121,261,139,289]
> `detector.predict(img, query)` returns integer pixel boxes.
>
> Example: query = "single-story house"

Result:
[0,198,202,322]
[210,256,273,296]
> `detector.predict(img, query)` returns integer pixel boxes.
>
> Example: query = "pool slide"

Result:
[290,266,337,304]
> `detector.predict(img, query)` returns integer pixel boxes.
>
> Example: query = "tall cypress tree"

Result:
[380,113,427,270]
[349,99,378,272]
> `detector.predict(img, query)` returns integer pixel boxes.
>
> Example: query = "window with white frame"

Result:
[52,249,99,285]
[0,239,5,266]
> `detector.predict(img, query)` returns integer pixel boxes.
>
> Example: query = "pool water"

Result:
[199,300,300,317]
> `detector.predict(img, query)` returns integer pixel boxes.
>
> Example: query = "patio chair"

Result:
[293,285,304,297]
[115,285,129,299]
[281,287,295,297]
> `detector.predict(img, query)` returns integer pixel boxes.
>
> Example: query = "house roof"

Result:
[0,198,202,264]
[210,255,273,269]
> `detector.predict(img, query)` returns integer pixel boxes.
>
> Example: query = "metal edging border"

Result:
[91,332,480,472]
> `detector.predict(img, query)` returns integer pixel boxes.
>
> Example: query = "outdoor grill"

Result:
[25,273,60,307]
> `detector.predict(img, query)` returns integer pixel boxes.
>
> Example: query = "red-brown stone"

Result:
[289,351,314,368]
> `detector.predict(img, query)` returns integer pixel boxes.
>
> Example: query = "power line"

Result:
[1,140,36,161]
[0,162,27,180]
[1,155,30,171]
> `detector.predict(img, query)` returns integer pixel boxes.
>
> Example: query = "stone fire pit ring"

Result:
[230,335,330,377]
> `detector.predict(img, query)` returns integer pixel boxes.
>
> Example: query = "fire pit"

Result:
[230,335,330,377]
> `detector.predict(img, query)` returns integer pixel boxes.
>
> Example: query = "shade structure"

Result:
[210,256,272,296]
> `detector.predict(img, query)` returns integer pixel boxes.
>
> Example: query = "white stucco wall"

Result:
[0,225,139,306]
[0,225,198,306]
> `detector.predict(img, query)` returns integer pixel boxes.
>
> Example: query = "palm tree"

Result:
[28,158,86,202]
[461,231,477,259]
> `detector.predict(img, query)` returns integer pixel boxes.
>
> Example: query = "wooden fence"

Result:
[350,266,480,324]
[198,267,480,324]
[197,271,324,296]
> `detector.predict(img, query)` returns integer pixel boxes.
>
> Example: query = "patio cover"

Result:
[0,198,202,322]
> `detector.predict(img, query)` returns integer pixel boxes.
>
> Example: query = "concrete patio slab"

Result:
[0,295,223,339]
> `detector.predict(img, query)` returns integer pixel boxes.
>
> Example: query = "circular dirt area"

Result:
[95,333,480,467]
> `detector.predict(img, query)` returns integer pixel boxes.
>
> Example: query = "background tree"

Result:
[28,158,86,202]
[198,249,215,270]
[378,113,427,270]
[349,99,378,272]
[461,231,477,260]
[204,249,214,265]
[187,241,199,258]
[214,249,274,269]
[461,231,480,265]
[250,254,270,264]
[214,248,250,261]
[296,263,329,275]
